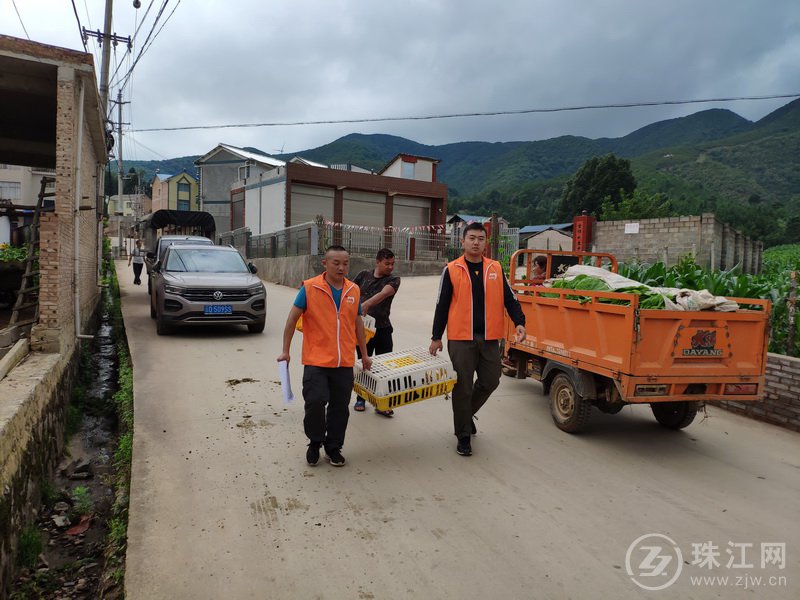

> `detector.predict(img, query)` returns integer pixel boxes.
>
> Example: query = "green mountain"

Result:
[603,108,752,155]
[632,99,800,207]
[123,98,800,244]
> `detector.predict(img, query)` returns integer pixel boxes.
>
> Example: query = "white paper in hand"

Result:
[278,360,294,404]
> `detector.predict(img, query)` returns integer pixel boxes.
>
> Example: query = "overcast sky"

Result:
[3,0,799,161]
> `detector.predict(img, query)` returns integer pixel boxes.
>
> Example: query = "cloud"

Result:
[4,0,798,159]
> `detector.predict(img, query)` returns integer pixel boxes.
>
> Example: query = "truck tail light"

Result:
[635,384,667,396]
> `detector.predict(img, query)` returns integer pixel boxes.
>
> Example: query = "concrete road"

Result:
[119,261,799,599]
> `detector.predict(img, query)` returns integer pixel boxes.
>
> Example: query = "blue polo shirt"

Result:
[294,283,362,314]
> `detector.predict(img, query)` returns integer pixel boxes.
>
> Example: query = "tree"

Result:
[600,189,673,221]
[554,154,637,221]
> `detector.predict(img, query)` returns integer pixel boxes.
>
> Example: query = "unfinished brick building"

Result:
[0,35,107,592]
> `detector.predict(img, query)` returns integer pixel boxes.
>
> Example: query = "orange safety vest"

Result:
[301,274,360,368]
[446,256,506,341]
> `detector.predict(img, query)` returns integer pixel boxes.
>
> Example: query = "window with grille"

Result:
[0,181,21,201]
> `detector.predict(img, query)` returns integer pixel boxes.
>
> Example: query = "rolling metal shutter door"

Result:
[343,190,385,227]
[290,184,334,225]
[393,195,430,229]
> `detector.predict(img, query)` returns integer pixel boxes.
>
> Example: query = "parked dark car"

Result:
[145,235,213,294]
[149,244,266,335]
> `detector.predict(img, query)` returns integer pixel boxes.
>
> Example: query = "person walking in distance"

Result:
[277,246,372,467]
[429,222,526,456]
[128,239,144,285]
[353,248,401,417]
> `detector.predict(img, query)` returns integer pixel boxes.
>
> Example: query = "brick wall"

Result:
[713,353,800,432]
[592,213,763,273]
[0,36,105,591]
[0,352,77,594]
[32,65,102,354]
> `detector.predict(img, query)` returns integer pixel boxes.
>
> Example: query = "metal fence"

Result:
[324,223,451,261]
[218,227,251,256]
[247,222,319,259]
[222,221,519,264]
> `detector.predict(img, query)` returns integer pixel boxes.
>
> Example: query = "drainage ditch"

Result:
[11,257,131,600]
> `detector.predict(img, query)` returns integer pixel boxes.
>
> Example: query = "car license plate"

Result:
[204,305,232,315]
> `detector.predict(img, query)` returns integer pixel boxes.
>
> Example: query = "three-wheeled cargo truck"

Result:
[503,250,771,432]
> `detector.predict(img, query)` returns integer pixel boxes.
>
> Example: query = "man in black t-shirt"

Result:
[353,248,401,417]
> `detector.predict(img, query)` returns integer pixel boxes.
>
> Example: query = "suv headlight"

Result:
[164,284,186,295]
[247,283,265,296]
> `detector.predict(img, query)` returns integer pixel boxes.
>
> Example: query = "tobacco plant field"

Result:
[618,245,800,357]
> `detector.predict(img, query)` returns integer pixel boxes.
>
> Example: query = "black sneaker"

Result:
[306,445,320,466]
[326,448,346,467]
[456,437,472,456]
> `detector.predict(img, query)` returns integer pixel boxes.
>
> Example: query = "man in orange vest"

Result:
[277,245,372,467]
[429,222,526,457]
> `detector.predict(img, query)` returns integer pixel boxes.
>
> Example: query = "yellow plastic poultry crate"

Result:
[353,346,457,412]
[296,314,376,342]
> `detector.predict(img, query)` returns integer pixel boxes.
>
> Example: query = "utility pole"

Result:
[98,0,113,115]
[86,1,138,115]
[115,90,130,224]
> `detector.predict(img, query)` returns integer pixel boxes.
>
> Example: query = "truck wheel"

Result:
[549,373,591,433]
[651,401,699,429]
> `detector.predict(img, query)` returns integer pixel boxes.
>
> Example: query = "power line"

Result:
[126,135,169,160]
[81,0,103,68]
[129,0,180,74]
[109,0,155,87]
[81,0,93,29]
[69,0,90,52]
[11,0,30,40]
[132,0,157,44]
[119,0,171,91]
[131,93,800,133]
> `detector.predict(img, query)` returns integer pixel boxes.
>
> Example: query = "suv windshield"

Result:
[165,248,249,273]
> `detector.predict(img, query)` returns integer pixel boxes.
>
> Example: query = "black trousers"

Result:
[447,336,502,438]
[356,326,393,402]
[132,262,143,284]
[302,366,354,452]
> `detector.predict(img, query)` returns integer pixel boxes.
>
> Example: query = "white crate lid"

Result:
[354,346,456,397]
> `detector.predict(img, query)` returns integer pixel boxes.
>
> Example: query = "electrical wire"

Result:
[11,0,30,39]
[81,0,93,29]
[120,0,181,91]
[109,0,155,87]
[126,136,169,160]
[81,0,103,69]
[118,0,171,91]
[131,0,156,44]
[131,93,800,133]
[127,0,181,75]
[69,0,90,52]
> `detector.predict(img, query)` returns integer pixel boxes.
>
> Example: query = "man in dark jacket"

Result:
[430,223,526,456]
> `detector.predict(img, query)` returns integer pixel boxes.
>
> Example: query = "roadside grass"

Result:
[15,527,42,569]
[101,253,133,591]
[11,237,134,597]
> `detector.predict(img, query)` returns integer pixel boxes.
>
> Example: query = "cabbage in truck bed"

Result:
[548,274,670,308]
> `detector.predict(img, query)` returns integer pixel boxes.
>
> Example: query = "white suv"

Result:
[149,245,266,335]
